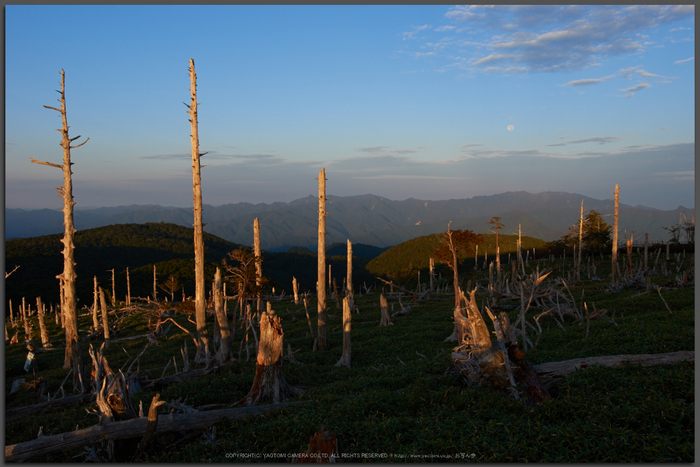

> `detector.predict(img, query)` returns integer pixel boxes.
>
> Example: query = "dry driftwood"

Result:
[5,401,306,463]
[533,350,694,389]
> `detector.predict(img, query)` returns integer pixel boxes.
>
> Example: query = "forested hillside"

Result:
[5,223,377,307]
[367,232,547,277]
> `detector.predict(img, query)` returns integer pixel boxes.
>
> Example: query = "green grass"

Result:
[4,252,694,462]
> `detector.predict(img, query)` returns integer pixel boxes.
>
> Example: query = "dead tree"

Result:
[152,265,157,302]
[488,216,504,283]
[379,294,393,326]
[611,184,619,283]
[335,297,352,368]
[213,267,232,364]
[577,200,584,281]
[254,217,263,316]
[126,267,131,305]
[110,268,116,306]
[434,223,484,342]
[293,276,299,305]
[92,277,100,332]
[316,168,328,350]
[30,69,87,390]
[186,58,210,361]
[346,239,353,298]
[99,287,110,348]
[237,309,302,405]
[36,298,51,348]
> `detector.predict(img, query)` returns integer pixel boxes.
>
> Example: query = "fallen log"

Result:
[5,401,307,463]
[6,393,96,423]
[533,350,694,389]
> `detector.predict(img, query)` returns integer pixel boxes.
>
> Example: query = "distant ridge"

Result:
[6,191,693,248]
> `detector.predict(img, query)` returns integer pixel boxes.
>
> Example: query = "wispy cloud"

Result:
[619,82,651,97]
[402,24,431,40]
[407,5,694,74]
[563,75,615,86]
[674,56,694,64]
[546,136,623,147]
[140,153,189,160]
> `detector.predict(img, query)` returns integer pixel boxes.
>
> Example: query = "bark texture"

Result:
[379,294,393,326]
[214,267,233,364]
[238,310,302,405]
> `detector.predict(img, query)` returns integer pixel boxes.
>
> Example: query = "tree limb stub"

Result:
[5,401,306,463]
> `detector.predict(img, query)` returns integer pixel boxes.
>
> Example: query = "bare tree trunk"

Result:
[335,296,352,368]
[626,233,634,278]
[293,276,299,305]
[153,265,157,302]
[346,239,353,298]
[37,298,51,348]
[238,309,302,405]
[254,217,262,316]
[578,200,584,282]
[379,294,393,326]
[110,268,116,306]
[30,70,87,389]
[92,276,100,332]
[126,267,131,305]
[444,224,465,342]
[611,184,619,283]
[316,168,328,350]
[187,58,210,359]
[214,268,232,365]
[99,287,110,347]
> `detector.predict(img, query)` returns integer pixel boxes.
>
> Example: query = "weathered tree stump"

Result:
[379,294,393,326]
[293,429,339,463]
[237,309,302,406]
[335,297,351,368]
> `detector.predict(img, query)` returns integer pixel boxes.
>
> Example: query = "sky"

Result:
[5,5,695,211]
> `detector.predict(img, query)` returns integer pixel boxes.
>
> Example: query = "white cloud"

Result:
[435,25,456,32]
[674,57,694,64]
[563,75,615,86]
[408,6,694,74]
[618,83,651,96]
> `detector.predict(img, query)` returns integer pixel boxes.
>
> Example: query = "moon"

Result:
[507,125,514,131]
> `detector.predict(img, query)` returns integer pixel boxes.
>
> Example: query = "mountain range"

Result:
[6,191,692,249]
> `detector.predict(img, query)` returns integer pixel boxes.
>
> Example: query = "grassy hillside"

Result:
[367,233,547,277]
[5,251,694,462]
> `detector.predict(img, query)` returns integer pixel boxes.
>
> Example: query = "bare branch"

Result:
[69,137,89,149]
[5,265,20,279]
[30,158,63,169]
[43,105,61,112]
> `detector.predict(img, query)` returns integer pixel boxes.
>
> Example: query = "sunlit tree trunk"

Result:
[254,217,262,316]
[187,58,210,359]
[611,185,619,283]
[316,169,328,350]
[30,69,87,391]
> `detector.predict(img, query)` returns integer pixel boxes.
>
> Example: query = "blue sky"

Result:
[5,5,695,211]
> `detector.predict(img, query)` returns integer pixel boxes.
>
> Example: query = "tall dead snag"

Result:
[214,267,232,364]
[99,287,110,347]
[577,200,584,281]
[335,297,352,368]
[316,168,328,350]
[238,308,302,405]
[379,294,393,326]
[110,268,116,306]
[346,239,353,298]
[36,298,51,348]
[126,267,131,305]
[186,58,210,360]
[254,217,263,315]
[30,69,87,389]
[434,223,484,342]
[611,184,619,283]
[92,277,100,332]
[429,257,435,291]
[293,276,299,305]
[488,216,504,284]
